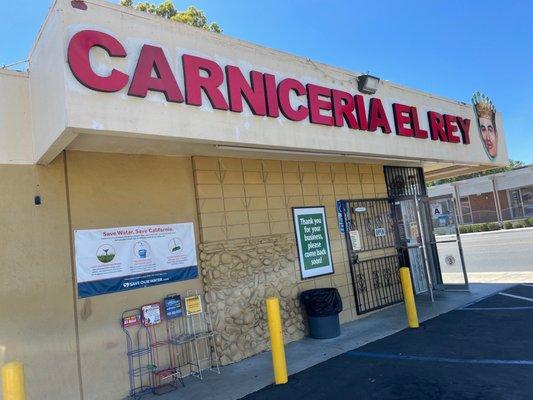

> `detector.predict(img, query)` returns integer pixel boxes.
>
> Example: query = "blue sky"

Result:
[1,0,532,163]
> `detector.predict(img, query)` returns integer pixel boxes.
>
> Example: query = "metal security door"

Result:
[340,199,403,314]
[421,195,469,290]
[391,197,431,295]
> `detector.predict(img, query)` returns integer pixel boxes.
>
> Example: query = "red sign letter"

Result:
[226,66,266,115]
[457,117,471,144]
[428,111,448,142]
[182,54,229,110]
[67,30,129,92]
[411,106,428,139]
[393,103,414,137]
[354,95,368,131]
[368,98,391,133]
[128,45,183,102]
[277,78,308,121]
[307,84,334,126]
[444,114,460,143]
[331,89,358,129]
[264,73,279,118]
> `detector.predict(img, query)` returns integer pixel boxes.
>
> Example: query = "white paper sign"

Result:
[349,230,362,251]
[374,227,386,237]
[75,223,197,297]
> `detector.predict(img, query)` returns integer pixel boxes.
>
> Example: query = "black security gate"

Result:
[384,166,427,197]
[340,198,403,314]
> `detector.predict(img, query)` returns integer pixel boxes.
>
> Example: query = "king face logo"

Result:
[472,92,498,160]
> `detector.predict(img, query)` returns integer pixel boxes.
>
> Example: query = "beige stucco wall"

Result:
[29,1,71,164]
[193,156,388,324]
[0,150,394,399]
[64,151,202,400]
[0,156,80,400]
[0,70,33,164]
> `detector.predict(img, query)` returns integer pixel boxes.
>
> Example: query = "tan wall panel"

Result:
[0,71,33,164]
[65,151,201,400]
[193,156,387,324]
[0,156,80,400]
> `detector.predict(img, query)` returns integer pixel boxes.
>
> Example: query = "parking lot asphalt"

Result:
[241,284,533,400]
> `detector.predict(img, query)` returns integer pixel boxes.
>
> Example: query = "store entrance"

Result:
[391,194,469,301]
[391,196,430,295]
[341,195,469,314]
[341,167,469,315]
[420,194,469,291]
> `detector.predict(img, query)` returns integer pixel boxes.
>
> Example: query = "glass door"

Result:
[391,197,431,296]
[421,195,469,290]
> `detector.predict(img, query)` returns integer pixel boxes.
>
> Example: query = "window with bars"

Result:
[460,196,473,224]
[383,166,427,198]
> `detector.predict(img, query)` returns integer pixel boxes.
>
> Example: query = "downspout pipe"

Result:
[451,183,463,225]
[489,176,503,225]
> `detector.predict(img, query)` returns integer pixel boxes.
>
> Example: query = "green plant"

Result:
[513,221,525,229]
[480,223,491,231]
[487,222,500,231]
[470,224,482,233]
[97,254,115,263]
[504,221,514,229]
[525,218,533,227]
[459,225,472,234]
[120,0,222,33]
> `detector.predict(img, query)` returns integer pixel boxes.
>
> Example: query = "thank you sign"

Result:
[293,207,334,279]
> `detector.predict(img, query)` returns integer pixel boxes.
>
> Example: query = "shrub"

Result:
[513,221,525,229]
[487,222,500,231]
[504,221,514,229]
[525,218,533,227]
[480,223,491,231]
[459,225,472,234]
[471,224,482,232]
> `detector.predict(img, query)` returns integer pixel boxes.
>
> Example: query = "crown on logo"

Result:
[472,91,496,120]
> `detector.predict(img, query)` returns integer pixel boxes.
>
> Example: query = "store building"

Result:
[428,165,533,224]
[0,1,509,399]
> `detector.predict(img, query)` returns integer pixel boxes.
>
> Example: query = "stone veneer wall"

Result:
[199,233,304,365]
[192,156,390,364]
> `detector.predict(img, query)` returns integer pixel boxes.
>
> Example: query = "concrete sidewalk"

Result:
[152,283,512,400]
[444,271,533,283]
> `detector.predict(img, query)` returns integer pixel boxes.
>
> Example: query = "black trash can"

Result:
[300,288,343,339]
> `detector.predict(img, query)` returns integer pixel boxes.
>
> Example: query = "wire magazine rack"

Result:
[121,291,220,399]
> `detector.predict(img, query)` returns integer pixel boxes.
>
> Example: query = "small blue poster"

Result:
[336,200,351,233]
[164,295,183,319]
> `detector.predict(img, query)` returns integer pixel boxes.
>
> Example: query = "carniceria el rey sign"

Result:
[67,29,472,146]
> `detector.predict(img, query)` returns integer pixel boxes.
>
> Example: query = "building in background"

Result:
[428,165,533,224]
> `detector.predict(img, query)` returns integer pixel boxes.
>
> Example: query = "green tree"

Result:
[427,159,526,186]
[119,0,222,33]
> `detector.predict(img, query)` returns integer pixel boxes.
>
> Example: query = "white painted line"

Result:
[498,292,533,303]
[460,227,533,237]
[348,351,533,365]
[459,306,533,311]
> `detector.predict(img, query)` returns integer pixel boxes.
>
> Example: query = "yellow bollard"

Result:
[2,361,26,400]
[399,267,419,329]
[266,297,288,384]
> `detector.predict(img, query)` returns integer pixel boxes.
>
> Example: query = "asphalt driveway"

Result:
[242,284,533,400]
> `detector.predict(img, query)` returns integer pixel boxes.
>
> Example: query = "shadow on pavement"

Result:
[241,284,533,400]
